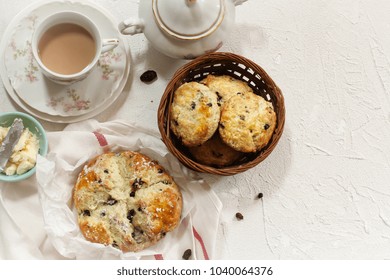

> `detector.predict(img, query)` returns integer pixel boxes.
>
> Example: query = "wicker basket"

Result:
[158,52,285,176]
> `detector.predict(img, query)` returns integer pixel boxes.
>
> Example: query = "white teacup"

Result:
[32,11,119,85]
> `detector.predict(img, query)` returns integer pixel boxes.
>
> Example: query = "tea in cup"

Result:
[32,11,119,85]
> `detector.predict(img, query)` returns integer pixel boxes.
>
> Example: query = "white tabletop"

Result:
[1,0,390,260]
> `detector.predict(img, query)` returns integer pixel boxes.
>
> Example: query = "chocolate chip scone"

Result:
[73,151,183,252]
[200,75,254,108]
[170,82,220,147]
[219,92,277,153]
[188,133,243,167]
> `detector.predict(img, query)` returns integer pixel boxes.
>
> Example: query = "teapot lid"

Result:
[152,0,225,40]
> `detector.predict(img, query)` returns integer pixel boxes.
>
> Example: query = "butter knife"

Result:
[0,118,24,173]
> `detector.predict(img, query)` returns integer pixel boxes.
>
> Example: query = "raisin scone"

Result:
[200,75,254,108]
[73,151,183,252]
[188,133,243,167]
[219,92,277,153]
[170,82,220,147]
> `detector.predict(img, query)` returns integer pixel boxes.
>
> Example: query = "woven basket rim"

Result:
[158,52,285,176]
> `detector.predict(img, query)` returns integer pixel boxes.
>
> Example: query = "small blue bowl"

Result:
[0,112,48,182]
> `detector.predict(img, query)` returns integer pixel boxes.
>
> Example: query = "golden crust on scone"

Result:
[73,151,183,252]
[200,75,254,108]
[170,82,220,147]
[219,92,277,153]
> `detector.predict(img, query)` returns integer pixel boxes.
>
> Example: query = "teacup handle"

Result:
[118,18,144,35]
[101,39,120,53]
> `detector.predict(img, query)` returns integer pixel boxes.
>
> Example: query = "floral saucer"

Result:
[3,0,129,117]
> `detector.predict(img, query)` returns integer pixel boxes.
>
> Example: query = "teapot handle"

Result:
[233,0,247,6]
[118,18,144,35]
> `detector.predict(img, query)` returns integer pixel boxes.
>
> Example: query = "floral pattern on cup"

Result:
[98,50,123,81]
[47,88,91,112]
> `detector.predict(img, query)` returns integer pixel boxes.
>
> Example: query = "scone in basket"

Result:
[158,52,285,176]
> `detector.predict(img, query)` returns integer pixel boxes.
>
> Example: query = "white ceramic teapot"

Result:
[119,0,247,59]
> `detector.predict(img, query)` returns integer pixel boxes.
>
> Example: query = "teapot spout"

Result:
[233,0,248,6]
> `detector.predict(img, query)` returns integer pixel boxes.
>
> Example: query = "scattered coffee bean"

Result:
[258,193,264,199]
[235,212,244,220]
[140,70,157,83]
[182,249,192,260]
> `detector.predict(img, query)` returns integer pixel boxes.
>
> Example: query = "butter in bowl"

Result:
[0,112,48,182]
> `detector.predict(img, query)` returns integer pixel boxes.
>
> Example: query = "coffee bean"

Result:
[140,70,157,83]
[182,249,192,260]
[235,212,244,220]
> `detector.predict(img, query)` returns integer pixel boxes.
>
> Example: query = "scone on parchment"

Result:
[200,74,254,108]
[188,132,243,167]
[73,151,183,252]
[219,92,276,153]
[170,82,220,147]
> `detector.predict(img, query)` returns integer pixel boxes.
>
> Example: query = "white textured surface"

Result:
[1,0,390,259]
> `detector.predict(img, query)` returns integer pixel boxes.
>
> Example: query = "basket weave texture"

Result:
[158,52,285,176]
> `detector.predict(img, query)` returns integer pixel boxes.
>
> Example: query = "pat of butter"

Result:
[0,126,40,175]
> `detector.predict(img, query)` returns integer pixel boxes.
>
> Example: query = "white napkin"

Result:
[33,119,222,260]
